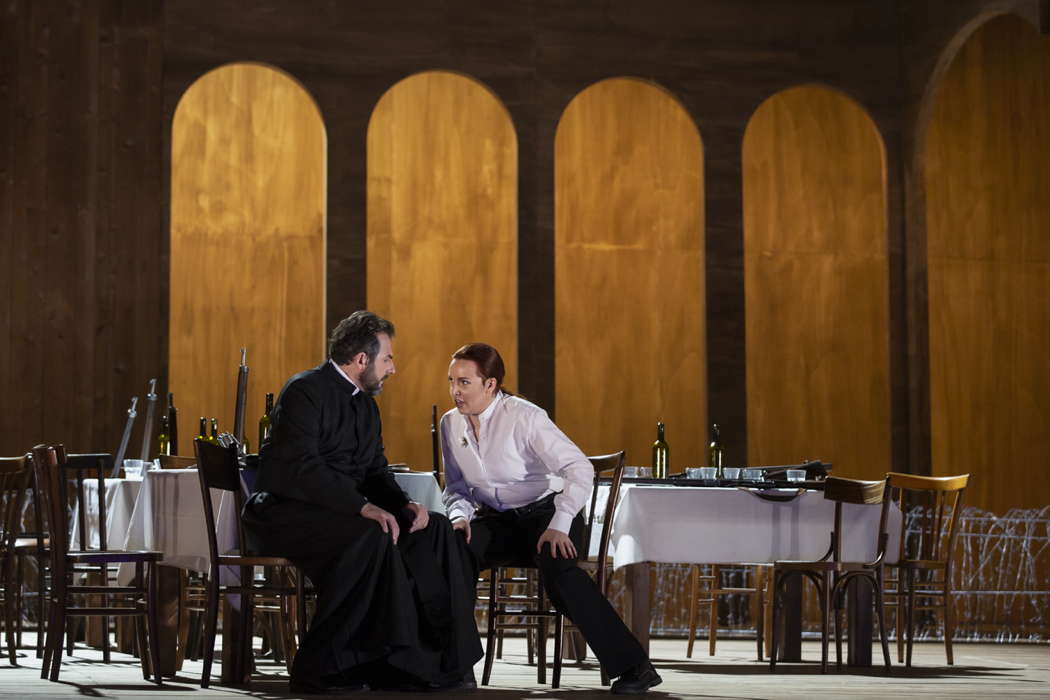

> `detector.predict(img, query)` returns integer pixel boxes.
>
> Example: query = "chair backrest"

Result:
[584,451,626,594]
[30,445,68,580]
[0,455,32,557]
[822,476,890,564]
[886,472,969,571]
[193,438,246,565]
[65,453,114,550]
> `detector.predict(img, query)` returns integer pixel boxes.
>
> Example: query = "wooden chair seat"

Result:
[66,550,162,563]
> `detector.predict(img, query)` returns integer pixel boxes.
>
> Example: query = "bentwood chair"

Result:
[193,438,307,687]
[769,476,892,673]
[687,563,772,660]
[481,451,626,689]
[0,455,33,664]
[30,445,162,683]
[882,472,969,667]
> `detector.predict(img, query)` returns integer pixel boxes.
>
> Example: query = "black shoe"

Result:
[289,678,370,695]
[461,669,477,690]
[610,662,662,695]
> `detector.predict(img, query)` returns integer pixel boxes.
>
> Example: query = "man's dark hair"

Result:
[328,311,395,365]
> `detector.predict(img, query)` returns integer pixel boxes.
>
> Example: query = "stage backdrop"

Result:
[367,70,518,470]
[926,14,1050,513]
[555,77,705,470]
[170,63,326,448]
[744,84,890,482]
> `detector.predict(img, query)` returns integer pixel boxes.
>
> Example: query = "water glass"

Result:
[699,467,718,479]
[786,469,807,482]
[123,459,146,479]
[742,468,764,481]
[723,467,741,480]
[624,466,653,478]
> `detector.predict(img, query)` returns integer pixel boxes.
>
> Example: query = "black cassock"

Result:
[242,361,481,687]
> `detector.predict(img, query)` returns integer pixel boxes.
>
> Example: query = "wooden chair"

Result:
[193,438,307,687]
[686,563,772,660]
[882,472,969,667]
[0,455,34,664]
[30,445,162,683]
[769,476,892,673]
[481,451,626,689]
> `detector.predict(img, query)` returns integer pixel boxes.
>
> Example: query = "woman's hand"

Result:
[537,528,577,559]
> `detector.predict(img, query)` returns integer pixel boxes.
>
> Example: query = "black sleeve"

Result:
[359,400,410,513]
[262,379,370,515]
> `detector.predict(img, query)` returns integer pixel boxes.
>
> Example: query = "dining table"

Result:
[606,482,902,666]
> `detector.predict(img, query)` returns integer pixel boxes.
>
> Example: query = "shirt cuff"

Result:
[448,502,476,523]
[547,510,574,535]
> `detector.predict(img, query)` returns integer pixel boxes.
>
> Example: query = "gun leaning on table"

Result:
[113,396,138,477]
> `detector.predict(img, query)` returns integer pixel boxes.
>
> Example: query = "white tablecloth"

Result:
[70,477,143,550]
[610,485,902,569]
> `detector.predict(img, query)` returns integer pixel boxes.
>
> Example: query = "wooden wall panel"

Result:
[367,71,517,470]
[0,0,164,457]
[744,85,890,480]
[170,64,326,447]
[926,15,1050,512]
[555,78,704,468]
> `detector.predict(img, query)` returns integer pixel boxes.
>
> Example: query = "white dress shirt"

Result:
[440,392,593,534]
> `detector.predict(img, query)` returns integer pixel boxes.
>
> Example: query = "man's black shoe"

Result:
[288,678,369,695]
[610,662,662,695]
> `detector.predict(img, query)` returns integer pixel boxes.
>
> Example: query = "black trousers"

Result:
[463,500,648,678]
[243,494,482,686]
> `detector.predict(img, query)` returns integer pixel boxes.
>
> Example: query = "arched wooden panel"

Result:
[367,71,517,470]
[743,85,889,479]
[555,78,704,469]
[170,63,326,449]
[926,15,1050,512]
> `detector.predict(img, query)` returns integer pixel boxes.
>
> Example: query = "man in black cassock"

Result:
[242,311,482,694]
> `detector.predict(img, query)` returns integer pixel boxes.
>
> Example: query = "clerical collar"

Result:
[329,359,362,395]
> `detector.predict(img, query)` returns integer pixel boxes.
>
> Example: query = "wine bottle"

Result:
[157,414,171,457]
[651,422,669,479]
[258,392,274,451]
[197,416,208,445]
[167,392,179,456]
[708,423,724,478]
[209,418,220,444]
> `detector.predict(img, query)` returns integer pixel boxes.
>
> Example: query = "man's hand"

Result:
[360,503,400,544]
[403,502,430,533]
[452,517,471,543]
[537,528,577,559]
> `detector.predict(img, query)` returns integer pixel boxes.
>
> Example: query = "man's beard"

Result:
[360,362,386,395]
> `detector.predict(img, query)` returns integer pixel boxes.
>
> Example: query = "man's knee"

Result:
[535,545,580,579]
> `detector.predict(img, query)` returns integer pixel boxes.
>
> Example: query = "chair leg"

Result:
[874,573,892,671]
[45,572,67,681]
[894,569,904,663]
[481,569,497,686]
[4,555,16,665]
[552,612,563,689]
[201,575,220,688]
[905,569,915,668]
[943,584,954,665]
[147,563,162,685]
[536,584,548,685]
[819,573,830,674]
[35,555,45,659]
[64,617,75,656]
[769,570,783,672]
[686,565,699,658]
[754,566,765,660]
[709,565,719,656]
[295,569,307,645]
[833,577,844,671]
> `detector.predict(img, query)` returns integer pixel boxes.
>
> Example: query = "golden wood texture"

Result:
[555,78,705,469]
[926,15,1050,512]
[743,85,889,479]
[170,64,326,449]
[367,71,517,470]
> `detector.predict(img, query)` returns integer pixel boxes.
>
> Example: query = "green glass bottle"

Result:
[197,417,208,446]
[708,423,724,478]
[258,392,274,451]
[157,414,171,457]
[209,418,220,445]
[651,422,669,479]
[167,392,179,456]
